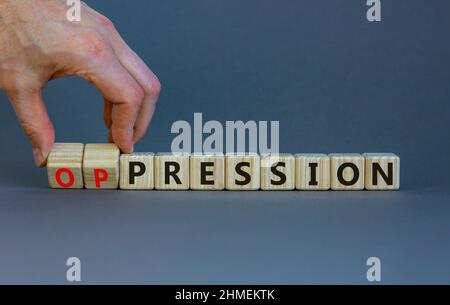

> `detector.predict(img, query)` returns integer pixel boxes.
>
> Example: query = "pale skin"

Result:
[0,0,161,167]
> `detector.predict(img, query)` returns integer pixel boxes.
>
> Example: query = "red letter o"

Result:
[55,168,75,188]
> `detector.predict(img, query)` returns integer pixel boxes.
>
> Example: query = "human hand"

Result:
[0,0,161,167]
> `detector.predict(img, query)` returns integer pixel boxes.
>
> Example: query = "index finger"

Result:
[77,54,145,153]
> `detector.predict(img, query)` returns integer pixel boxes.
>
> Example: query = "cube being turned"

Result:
[260,154,295,190]
[363,153,400,190]
[225,153,260,190]
[154,153,190,190]
[330,153,365,190]
[190,153,225,190]
[120,153,154,190]
[47,143,84,189]
[83,144,120,189]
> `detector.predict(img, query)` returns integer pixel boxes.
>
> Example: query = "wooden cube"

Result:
[47,143,84,189]
[260,154,295,190]
[120,153,154,190]
[190,153,225,190]
[363,153,400,190]
[295,154,330,190]
[83,143,120,189]
[330,153,365,190]
[225,153,260,190]
[154,153,190,190]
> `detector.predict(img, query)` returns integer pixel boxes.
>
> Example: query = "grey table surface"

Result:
[0,167,449,284]
[1,0,450,284]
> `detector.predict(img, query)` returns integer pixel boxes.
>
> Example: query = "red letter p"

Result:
[94,169,108,188]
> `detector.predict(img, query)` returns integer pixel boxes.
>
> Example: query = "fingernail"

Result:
[33,148,45,167]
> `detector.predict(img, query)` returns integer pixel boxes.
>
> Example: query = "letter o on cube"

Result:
[47,143,84,189]
[330,154,365,190]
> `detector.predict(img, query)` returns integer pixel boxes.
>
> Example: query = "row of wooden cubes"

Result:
[47,143,400,190]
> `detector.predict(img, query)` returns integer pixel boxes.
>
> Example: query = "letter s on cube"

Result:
[225,153,260,190]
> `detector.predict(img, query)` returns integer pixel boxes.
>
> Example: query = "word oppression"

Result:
[47,143,400,191]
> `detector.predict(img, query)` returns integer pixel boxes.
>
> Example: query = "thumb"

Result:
[6,88,55,167]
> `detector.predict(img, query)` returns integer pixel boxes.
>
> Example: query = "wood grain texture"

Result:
[190,153,225,190]
[154,153,190,190]
[83,143,120,189]
[47,143,84,189]
[120,153,154,190]
[295,153,330,190]
[225,153,260,190]
[260,154,295,190]
[330,153,365,190]
[363,153,400,190]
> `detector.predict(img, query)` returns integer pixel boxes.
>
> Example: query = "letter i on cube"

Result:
[295,154,330,190]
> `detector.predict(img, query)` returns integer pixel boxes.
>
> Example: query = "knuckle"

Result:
[133,86,145,104]
[145,74,161,100]
[79,32,110,61]
[97,14,116,31]
[127,85,145,107]
[19,120,41,140]
[19,114,53,137]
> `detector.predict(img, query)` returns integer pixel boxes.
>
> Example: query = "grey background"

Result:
[0,0,449,284]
